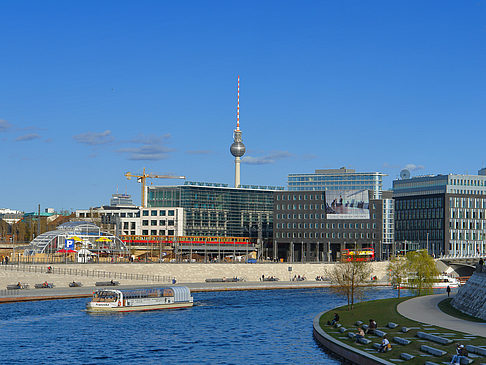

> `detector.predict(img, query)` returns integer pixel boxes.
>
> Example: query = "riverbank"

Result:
[0,280,391,303]
[314,295,486,364]
[0,261,389,288]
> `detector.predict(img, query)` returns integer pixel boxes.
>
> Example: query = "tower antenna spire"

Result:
[237,75,240,130]
[230,75,246,188]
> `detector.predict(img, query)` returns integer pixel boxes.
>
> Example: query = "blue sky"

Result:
[1,1,486,212]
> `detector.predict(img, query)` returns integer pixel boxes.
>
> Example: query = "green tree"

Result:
[406,249,439,296]
[387,255,408,298]
[327,260,372,310]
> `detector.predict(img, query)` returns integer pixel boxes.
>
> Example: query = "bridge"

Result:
[437,254,483,277]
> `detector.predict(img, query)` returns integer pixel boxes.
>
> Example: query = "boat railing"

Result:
[0,264,175,284]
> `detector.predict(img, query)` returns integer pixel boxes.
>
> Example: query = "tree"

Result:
[406,249,439,296]
[387,255,408,298]
[327,260,372,310]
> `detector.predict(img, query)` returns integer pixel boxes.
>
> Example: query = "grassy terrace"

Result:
[319,297,486,365]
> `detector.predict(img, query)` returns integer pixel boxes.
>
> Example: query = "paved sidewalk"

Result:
[397,293,486,337]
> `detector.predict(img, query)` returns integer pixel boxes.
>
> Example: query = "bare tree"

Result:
[327,260,372,310]
[387,255,408,298]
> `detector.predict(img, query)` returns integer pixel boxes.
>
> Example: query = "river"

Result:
[0,287,401,364]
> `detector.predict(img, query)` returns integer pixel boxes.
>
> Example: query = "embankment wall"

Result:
[75,261,390,283]
[451,271,486,320]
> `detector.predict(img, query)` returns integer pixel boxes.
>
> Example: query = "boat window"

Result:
[93,291,117,302]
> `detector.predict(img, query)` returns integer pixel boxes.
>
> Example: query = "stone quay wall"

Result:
[451,270,486,320]
[81,261,390,283]
[0,261,389,287]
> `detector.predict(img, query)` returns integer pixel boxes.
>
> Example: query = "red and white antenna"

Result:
[236,75,240,131]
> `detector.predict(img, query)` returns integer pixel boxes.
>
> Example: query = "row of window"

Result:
[450,231,486,240]
[142,210,176,217]
[276,222,376,229]
[450,197,486,209]
[288,175,378,181]
[276,204,326,210]
[396,230,443,240]
[449,220,486,230]
[141,229,175,236]
[450,178,486,186]
[450,209,486,219]
[116,212,140,218]
[395,198,443,210]
[123,222,136,229]
[396,219,442,230]
[275,232,377,239]
[276,194,324,201]
[142,220,175,226]
[395,209,443,220]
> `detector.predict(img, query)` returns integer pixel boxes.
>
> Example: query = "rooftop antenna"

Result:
[237,75,240,131]
[230,75,246,188]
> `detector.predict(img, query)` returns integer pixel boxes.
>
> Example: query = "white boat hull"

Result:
[86,301,193,312]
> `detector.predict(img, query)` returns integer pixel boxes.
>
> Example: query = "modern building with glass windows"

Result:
[288,167,386,198]
[393,172,486,257]
[147,181,281,243]
[273,189,389,262]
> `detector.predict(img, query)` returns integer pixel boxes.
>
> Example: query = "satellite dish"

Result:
[400,169,411,180]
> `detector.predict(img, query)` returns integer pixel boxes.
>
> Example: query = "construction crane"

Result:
[125,168,186,208]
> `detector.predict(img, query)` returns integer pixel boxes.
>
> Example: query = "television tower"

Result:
[230,75,246,188]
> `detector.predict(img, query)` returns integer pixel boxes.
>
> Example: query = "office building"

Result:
[288,167,385,198]
[147,181,281,243]
[393,172,486,257]
[273,189,389,262]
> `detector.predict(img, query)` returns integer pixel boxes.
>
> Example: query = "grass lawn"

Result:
[319,296,486,365]
[438,298,486,323]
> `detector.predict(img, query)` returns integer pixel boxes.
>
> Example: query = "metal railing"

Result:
[439,253,485,260]
[0,264,174,283]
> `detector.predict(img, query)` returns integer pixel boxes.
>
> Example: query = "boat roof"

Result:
[96,286,190,294]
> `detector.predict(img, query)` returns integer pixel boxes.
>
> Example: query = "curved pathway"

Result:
[397,293,486,337]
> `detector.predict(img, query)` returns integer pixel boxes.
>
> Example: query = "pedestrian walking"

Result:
[447,285,451,297]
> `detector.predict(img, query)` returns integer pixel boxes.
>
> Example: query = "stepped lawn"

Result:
[318,297,486,365]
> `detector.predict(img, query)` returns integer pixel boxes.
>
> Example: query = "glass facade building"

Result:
[288,167,385,198]
[146,181,280,240]
[393,173,486,256]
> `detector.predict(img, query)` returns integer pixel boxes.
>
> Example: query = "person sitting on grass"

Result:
[378,336,391,352]
[366,319,377,335]
[328,313,340,326]
[355,327,365,342]
[450,344,467,365]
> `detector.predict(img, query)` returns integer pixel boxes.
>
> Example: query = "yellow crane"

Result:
[125,168,186,207]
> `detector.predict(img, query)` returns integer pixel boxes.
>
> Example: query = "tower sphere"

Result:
[230,141,246,157]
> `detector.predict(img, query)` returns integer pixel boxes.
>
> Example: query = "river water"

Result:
[0,287,400,364]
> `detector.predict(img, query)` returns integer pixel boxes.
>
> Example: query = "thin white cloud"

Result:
[73,130,113,145]
[383,162,425,171]
[242,151,292,165]
[186,150,213,155]
[118,133,174,160]
[129,133,171,145]
[15,133,40,142]
[404,163,424,171]
[0,119,12,132]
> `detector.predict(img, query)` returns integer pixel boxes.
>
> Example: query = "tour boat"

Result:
[396,275,461,289]
[86,286,193,312]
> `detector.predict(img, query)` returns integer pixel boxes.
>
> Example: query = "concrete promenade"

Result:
[397,293,486,337]
[0,261,389,289]
[0,280,358,303]
[0,261,390,303]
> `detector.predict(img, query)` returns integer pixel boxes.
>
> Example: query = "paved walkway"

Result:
[397,293,486,337]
